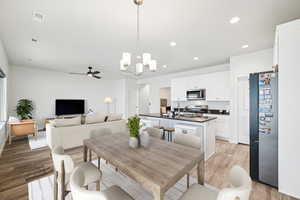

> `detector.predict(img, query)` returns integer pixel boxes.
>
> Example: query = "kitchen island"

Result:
[139,113,217,160]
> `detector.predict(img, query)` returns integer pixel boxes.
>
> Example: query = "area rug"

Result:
[28,131,48,150]
[28,160,218,200]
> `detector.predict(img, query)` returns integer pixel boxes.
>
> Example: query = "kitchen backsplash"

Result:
[171,100,230,111]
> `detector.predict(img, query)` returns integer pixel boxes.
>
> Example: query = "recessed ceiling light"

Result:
[242,44,249,49]
[32,11,44,23]
[193,57,199,60]
[32,38,38,42]
[162,65,167,68]
[170,41,176,47]
[230,17,240,24]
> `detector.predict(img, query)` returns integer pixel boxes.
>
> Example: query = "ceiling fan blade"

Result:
[93,75,101,79]
[69,72,86,75]
[92,71,100,74]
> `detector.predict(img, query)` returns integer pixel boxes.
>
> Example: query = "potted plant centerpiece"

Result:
[127,116,142,148]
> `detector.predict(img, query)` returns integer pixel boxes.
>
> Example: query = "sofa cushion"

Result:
[106,114,123,122]
[51,116,81,127]
[85,113,106,124]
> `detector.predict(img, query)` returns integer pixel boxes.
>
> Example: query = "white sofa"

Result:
[46,119,127,149]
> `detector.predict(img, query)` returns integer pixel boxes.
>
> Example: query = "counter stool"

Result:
[153,126,166,140]
[163,127,175,142]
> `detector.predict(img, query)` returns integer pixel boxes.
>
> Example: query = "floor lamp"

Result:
[104,97,112,114]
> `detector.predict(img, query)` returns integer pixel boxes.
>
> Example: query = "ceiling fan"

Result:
[69,66,102,79]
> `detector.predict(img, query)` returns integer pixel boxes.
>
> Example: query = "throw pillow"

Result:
[106,114,123,122]
[85,113,106,124]
[52,116,81,127]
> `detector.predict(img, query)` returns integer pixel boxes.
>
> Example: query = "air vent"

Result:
[32,11,44,23]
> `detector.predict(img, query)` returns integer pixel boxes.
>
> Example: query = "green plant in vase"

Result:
[16,99,34,120]
[127,116,142,148]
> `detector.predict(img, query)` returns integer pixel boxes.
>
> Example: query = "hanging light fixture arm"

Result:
[134,0,144,6]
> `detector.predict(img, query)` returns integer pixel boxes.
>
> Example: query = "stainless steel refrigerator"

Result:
[250,71,278,188]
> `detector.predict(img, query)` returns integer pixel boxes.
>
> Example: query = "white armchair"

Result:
[179,165,252,200]
[51,146,101,200]
[70,164,134,200]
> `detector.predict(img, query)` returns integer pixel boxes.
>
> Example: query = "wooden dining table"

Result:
[83,133,205,200]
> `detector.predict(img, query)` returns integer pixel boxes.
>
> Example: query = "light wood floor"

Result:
[0,137,297,200]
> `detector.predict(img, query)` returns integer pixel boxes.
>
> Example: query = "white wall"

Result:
[277,19,300,199]
[138,64,230,113]
[229,49,273,143]
[9,66,127,128]
[0,39,9,155]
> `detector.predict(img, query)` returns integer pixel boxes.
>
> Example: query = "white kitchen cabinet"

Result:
[205,71,230,101]
[206,114,230,141]
[171,78,187,101]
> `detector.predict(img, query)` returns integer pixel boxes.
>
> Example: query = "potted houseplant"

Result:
[127,116,142,148]
[16,99,34,120]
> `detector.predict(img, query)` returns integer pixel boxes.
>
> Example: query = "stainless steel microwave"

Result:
[186,89,206,100]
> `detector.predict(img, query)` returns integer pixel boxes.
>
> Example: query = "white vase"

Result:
[140,130,150,147]
[129,137,139,148]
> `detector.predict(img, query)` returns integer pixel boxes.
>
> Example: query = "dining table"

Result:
[83,132,205,200]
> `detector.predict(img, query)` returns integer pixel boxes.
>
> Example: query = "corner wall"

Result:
[0,39,9,155]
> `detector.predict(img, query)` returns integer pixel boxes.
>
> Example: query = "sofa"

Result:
[46,114,127,149]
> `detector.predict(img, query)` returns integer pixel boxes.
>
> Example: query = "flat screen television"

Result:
[55,99,85,116]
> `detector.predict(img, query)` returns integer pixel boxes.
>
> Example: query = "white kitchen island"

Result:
[140,114,217,161]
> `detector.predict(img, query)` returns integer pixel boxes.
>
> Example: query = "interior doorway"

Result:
[237,76,250,144]
[159,87,171,114]
[138,84,150,114]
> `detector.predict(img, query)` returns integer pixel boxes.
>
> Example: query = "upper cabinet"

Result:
[206,71,230,101]
[171,77,187,101]
[171,71,230,102]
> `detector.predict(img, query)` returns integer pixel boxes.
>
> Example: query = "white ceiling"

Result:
[0,0,300,79]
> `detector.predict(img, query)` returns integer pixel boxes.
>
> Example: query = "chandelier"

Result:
[120,0,157,76]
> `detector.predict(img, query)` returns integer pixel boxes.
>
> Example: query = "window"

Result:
[0,67,7,121]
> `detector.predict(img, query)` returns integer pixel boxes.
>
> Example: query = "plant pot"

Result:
[129,137,139,148]
[140,130,149,147]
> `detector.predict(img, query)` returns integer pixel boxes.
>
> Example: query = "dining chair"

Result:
[89,128,113,168]
[51,146,101,200]
[179,165,252,200]
[173,133,202,188]
[145,127,163,139]
[70,164,134,200]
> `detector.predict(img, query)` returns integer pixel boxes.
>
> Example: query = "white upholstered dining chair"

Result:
[51,146,101,200]
[173,133,202,188]
[179,165,252,200]
[70,164,134,200]
[144,127,163,139]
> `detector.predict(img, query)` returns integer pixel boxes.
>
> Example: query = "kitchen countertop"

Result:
[139,113,217,123]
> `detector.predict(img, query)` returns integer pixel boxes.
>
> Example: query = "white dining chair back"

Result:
[52,146,75,174]
[70,165,134,200]
[216,165,252,200]
[179,165,252,200]
[145,127,163,139]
